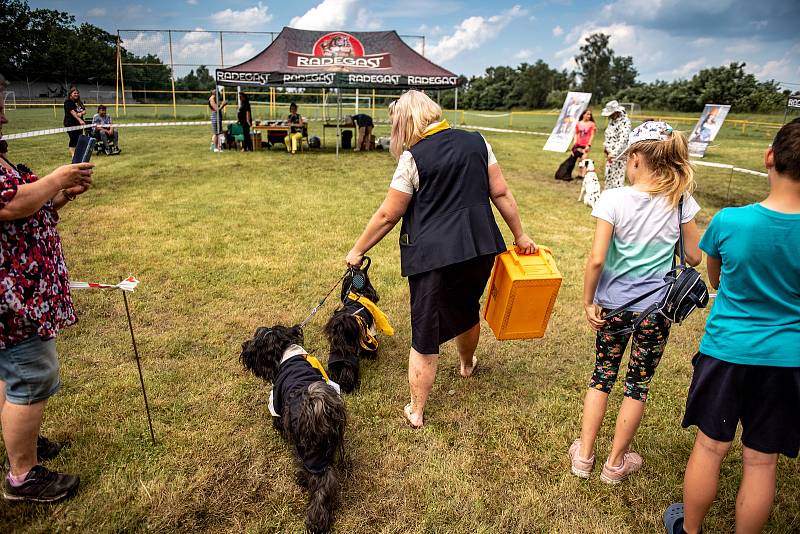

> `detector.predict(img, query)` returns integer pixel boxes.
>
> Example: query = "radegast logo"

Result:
[288,32,392,70]
[217,71,269,84]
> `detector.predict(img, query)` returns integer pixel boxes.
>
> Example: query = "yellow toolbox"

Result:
[483,246,562,340]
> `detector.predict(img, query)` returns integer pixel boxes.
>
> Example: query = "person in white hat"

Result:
[601,100,631,190]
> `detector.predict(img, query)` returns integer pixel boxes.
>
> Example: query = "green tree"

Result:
[609,56,637,95]
[575,33,614,103]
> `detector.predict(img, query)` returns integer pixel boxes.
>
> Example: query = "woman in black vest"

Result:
[346,90,537,428]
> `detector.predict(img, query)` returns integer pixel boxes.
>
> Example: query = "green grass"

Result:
[1,109,796,533]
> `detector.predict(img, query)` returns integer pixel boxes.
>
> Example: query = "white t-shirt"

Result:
[591,187,701,311]
[389,123,498,194]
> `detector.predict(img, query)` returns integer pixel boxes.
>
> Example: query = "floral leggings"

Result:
[589,309,671,402]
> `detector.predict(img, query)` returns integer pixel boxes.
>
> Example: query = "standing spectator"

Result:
[209,89,226,152]
[1,74,93,503]
[345,90,537,428]
[237,92,253,152]
[569,122,702,484]
[63,87,86,158]
[91,105,121,155]
[664,118,800,534]
[601,100,631,190]
[572,109,596,161]
[351,113,374,151]
[284,102,304,155]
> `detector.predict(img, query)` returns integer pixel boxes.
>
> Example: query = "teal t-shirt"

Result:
[699,204,800,367]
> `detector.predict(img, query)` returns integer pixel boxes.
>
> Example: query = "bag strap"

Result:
[603,279,672,321]
[677,196,686,268]
[606,300,662,336]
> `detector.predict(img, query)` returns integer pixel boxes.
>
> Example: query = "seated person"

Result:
[91,105,121,154]
[350,113,374,151]
[284,102,305,154]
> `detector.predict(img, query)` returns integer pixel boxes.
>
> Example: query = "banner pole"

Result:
[122,291,156,445]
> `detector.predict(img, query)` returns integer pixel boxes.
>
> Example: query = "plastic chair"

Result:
[228,123,245,149]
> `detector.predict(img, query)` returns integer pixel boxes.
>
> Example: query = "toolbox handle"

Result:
[509,245,553,264]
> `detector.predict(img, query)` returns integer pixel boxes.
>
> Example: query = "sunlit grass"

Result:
[0,108,795,533]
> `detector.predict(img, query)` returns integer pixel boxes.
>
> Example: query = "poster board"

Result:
[543,92,592,152]
[688,104,731,157]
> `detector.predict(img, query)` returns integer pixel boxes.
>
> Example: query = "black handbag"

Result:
[603,198,709,334]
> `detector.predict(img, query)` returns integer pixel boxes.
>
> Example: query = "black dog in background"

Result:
[323,258,391,393]
[240,324,346,534]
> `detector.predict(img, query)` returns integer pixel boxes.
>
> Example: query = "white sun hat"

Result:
[600,100,626,117]
[619,120,674,157]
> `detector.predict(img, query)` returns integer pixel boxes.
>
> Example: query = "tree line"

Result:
[1,0,788,111]
[450,32,787,113]
[0,0,216,99]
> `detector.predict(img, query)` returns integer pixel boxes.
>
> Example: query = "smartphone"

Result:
[72,135,96,164]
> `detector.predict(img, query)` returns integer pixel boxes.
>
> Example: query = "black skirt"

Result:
[408,253,496,354]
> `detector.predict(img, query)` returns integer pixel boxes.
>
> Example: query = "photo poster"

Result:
[543,91,593,152]
[687,104,731,157]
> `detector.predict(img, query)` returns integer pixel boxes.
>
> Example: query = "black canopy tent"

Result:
[215,27,460,154]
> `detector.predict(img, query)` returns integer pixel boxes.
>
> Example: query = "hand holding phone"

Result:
[72,135,96,164]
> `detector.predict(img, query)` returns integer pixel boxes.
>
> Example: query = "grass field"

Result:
[1,108,797,533]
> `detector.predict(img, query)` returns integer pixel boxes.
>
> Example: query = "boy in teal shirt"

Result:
[665,118,800,534]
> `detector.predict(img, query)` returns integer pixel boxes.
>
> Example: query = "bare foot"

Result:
[460,356,479,378]
[404,403,423,429]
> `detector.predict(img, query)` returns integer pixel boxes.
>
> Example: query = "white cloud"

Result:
[556,23,658,71]
[417,24,444,36]
[748,57,800,82]
[656,57,708,79]
[515,48,534,60]
[228,43,258,65]
[724,42,759,54]
[187,0,198,4]
[88,8,107,16]
[689,37,714,48]
[290,0,381,31]
[552,25,564,37]
[211,2,273,31]
[121,32,167,58]
[426,5,527,63]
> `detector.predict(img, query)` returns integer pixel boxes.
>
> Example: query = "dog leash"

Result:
[299,270,348,328]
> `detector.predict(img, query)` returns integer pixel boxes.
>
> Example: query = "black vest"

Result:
[399,128,506,277]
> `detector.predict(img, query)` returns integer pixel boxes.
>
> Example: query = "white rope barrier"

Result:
[2,120,770,178]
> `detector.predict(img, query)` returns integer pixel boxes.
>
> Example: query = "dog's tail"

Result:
[297,382,346,534]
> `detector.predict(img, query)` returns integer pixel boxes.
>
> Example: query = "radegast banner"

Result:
[688,104,731,157]
[543,92,592,152]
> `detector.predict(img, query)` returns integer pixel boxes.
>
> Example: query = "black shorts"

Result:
[67,128,82,147]
[408,254,496,355]
[682,352,800,457]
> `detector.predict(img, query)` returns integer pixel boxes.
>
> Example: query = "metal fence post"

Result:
[168,30,177,119]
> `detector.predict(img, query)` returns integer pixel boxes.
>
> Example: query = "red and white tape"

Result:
[70,276,139,292]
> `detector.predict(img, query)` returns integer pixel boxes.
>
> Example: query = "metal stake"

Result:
[122,291,156,445]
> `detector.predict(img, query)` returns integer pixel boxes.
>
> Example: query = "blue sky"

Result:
[31,0,800,86]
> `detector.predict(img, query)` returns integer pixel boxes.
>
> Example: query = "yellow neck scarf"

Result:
[418,119,450,141]
[304,354,329,381]
[347,292,395,336]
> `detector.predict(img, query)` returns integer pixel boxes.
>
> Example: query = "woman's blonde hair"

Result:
[388,90,442,159]
[629,131,695,207]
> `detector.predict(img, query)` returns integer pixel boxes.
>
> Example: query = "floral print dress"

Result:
[0,161,76,350]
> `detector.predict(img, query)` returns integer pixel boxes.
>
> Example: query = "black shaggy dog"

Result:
[323,262,381,393]
[240,324,346,534]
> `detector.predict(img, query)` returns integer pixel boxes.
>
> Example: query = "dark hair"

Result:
[239,92,249,103]
[97,105,107,111]
[579,109,595,123]
[289,102,297,109]
[772,117,800,181]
